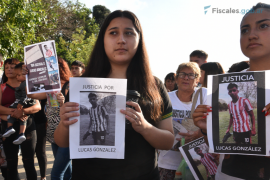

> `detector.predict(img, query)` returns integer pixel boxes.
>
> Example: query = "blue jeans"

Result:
[51,143,72,180]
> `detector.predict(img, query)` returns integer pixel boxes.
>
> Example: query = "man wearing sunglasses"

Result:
[226,83,256,144]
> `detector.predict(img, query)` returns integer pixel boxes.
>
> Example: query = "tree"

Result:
[236,82,257,103]
[93,5,111,27]
[55,27,97,65]
[0,0,48,59]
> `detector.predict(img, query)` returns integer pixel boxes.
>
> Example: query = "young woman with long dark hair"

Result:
[193,3,270,179]
[54,10,174,179]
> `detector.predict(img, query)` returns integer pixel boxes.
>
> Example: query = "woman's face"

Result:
[176,67,199,92]
[165,78,176,91]
[200,70,205,85]
[4,63,16,79]
[104,17,140,66]
[240,9,270,60]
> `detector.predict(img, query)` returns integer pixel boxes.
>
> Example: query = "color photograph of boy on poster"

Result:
[80,91,116,146]
[69,78,126,159]
[207,71,269,155]
[24,40,61,94]
[180,137,219,180]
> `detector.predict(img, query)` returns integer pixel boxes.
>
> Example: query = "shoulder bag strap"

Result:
[190,88,202,118]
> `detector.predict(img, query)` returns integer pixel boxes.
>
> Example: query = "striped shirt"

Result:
[200,153,217,175]
[89,105,108,132]
[46,49,53,57]
[228,97,253,132]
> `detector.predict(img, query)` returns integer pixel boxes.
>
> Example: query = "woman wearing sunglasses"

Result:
[158,62,207,180]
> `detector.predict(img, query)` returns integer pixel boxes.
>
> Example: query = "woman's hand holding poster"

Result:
[207,71,270,156]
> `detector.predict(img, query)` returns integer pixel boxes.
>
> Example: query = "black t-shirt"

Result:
[33,99,47,124]
[72,78,172,180]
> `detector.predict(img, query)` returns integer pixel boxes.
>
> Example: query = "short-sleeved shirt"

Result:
[228,97,253,132]
[200,153,217,175]
[89,105,108,132]
[72,77,172,179]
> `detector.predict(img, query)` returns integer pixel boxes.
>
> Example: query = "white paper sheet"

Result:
[69,77,127,159]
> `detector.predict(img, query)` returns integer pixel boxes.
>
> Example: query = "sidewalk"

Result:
[1,141,54,180]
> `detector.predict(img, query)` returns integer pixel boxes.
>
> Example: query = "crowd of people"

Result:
[0,2,270,180]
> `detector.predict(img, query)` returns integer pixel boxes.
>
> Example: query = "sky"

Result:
[80,0,268,82]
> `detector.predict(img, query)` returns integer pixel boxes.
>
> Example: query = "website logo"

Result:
[204,5,211,14]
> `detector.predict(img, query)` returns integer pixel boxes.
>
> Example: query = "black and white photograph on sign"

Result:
[180,137,219,180]
[24,40,61,94]
[42,42,55,58]
[79,91,116,146]
[69,77,126,159]
[45,56,58,71]
[207,71,269,155]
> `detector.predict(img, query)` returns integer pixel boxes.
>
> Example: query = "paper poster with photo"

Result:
[159,121,188,157]
[180,137,219,180]
[24,40,61,94]
[46,91,60,107]
[207,71,270,155]
[69,77,127,159]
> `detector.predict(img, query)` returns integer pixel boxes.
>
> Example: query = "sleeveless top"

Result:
[1,83,35,133]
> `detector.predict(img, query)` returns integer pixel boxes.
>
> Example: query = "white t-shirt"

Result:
[158,88,207,170]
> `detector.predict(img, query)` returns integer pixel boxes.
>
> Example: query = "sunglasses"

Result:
[229,89,237,93]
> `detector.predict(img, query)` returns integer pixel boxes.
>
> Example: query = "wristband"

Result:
[201,129,207,136]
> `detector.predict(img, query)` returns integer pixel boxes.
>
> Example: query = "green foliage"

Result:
[0,0,49,60]
[55,27,97,65]
[0,0,110,65]
[93,5,111,27]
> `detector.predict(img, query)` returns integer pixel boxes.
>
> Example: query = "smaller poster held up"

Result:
[207,71,270,155]
[159,121,188,157]
[69,77,127,159]
[180,137,219,180]
[24,40,61,94]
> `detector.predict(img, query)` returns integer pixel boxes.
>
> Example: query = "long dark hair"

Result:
[200,62,224,87]
[2,58,20,84]
[83,10,163,121]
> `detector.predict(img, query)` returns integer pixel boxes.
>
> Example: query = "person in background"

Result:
[193,3,270,179]
[158,62,207,180]
[0,58,41,180]
[2,63,36,145]
[27,57,72,180]
[190,50,208,67]
[164,73,177,92]
[71,60,85,77]
[200,62,225,88]
[228,61,249,73]
[0,54,4,82]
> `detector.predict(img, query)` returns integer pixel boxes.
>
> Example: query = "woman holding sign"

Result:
[193,3,270,180]
[0,58,41,180]
[55,10,174,179]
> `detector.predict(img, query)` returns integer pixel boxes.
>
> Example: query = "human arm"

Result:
[54,102,79,147]
[226,114,233,133]
[27,92,47,100]
[11,99,41,119]
[120,101,174,150]
[57,92,65,107]
[248,110,256,136]
[83,112,92,140]
[178,129,203,144]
